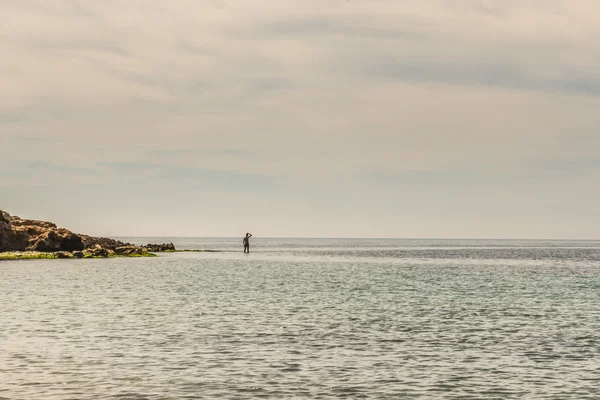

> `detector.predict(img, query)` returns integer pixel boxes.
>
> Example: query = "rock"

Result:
[11,219,57,229]
[80,235,129,251]
[28,230,59,251]
[95,248,109,257]
[72,251,84,259]
[0,210,11,223]
[58,229,85,251]
[0,210,10,251]
[25,228,84,252]
[55,251,74,259]
[115,246,143,256]
[2,224,30,252]
[0,211,84,253]
[83,245,109,258]
[145,242,176,252]
[0,210,151,257]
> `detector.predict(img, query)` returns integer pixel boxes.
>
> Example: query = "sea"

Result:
[1,238,600,399]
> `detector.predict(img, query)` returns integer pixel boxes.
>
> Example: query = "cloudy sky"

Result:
[1,0,599,238]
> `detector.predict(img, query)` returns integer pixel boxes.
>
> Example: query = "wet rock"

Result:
[72,251,84,259]
[55,251,74,259]
[83,245,109,258]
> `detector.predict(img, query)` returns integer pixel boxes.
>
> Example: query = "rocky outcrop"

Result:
[0,212,84,252]
[0,210,175,258]
[28,229,84,252]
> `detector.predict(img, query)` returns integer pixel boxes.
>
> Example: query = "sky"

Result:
[1,0,599,239]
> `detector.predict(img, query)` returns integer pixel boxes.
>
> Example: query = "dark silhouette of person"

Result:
[243,233,252,253]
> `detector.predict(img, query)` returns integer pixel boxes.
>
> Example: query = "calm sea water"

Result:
[2,238,600,399]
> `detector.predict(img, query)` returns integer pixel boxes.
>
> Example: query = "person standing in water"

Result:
[243,233,252,253]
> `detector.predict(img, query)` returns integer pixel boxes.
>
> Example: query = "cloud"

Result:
[235,14,428,42]
[1,0,600,237]
[0,108,29,125]
[98,161,287,194]
[350,58,600,96]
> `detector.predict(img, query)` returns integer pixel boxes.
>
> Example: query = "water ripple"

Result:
[1,239,600,398]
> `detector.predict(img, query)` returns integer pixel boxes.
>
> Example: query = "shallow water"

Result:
[2,239,600,399]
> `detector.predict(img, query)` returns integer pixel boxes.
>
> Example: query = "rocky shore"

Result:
[0,210,175,260]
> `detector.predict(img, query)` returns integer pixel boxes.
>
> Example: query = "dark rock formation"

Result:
[115,246,144,256]
[0,212,10,251]
[145,242,176,252]
[83,245,109,258]
[72,251,85,259]
[28,228,84,252]
[80,235,128,251]
[56,251,75,259]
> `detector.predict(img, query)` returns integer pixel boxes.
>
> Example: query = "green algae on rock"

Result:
[0,251,157,261]
[0,252,59,260]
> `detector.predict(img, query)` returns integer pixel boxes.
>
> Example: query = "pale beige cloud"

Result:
[1,0,599,237]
